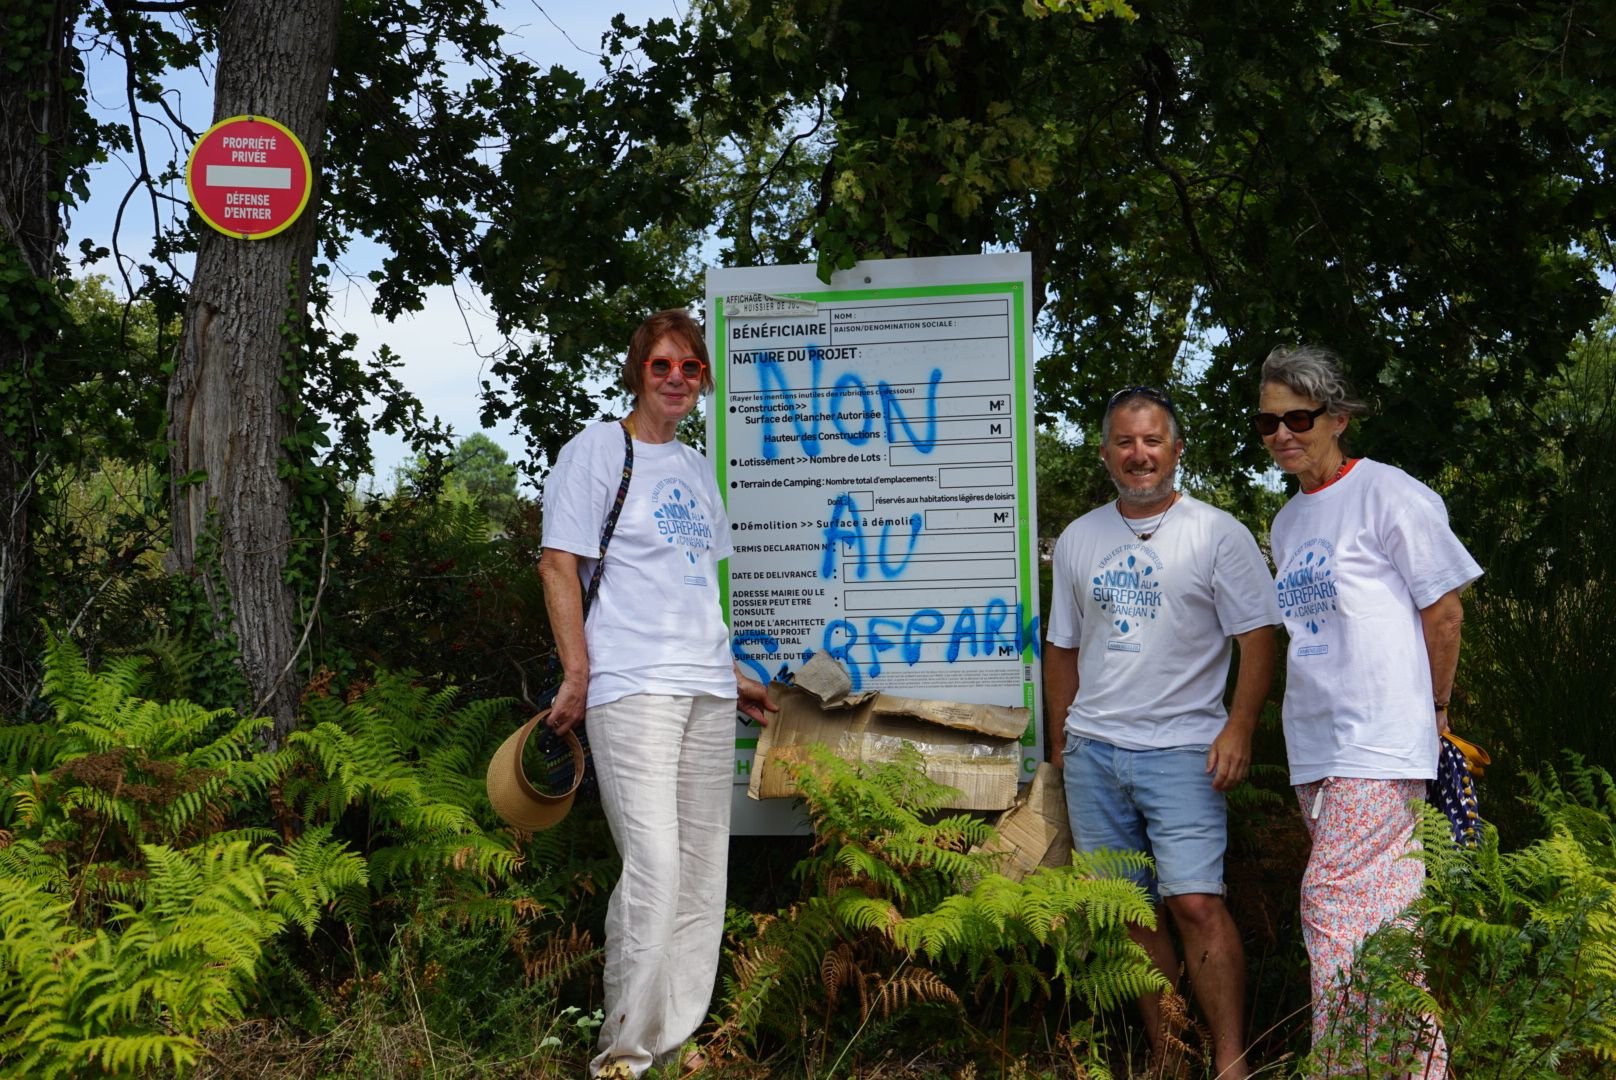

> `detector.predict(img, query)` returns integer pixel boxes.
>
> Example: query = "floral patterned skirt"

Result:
[1295,777,1448,1079]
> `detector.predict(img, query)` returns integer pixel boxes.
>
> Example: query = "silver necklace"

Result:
[1118,492,1177,541]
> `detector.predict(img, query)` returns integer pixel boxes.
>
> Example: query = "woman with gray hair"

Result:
[1256,345,1481,1076]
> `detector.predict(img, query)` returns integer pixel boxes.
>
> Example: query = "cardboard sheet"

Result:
[748,669,1026,811]
[974,761,1073,880]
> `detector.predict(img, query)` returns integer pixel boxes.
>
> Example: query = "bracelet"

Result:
[1434,701,1449,711]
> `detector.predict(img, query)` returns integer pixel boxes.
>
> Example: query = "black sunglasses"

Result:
[1107,385,1177,417]
[1253,405,1328,436]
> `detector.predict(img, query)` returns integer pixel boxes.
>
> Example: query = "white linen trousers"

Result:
[587,693,735,1077]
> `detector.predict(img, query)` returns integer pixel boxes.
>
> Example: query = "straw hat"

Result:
[486,710,586,830]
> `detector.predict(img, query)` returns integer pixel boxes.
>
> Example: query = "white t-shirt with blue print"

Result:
[1048,494,1280,751]
[542,420,737,708]
[1270,458,1482,785]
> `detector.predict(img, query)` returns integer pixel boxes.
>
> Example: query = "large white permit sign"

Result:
[707,253,1041,829]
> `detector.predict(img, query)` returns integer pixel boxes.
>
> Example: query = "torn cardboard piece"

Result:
[748,659,1028,811]
[974,761,1073,881]
[788,652,1026,740]
[790,651,855,704]
[868,694,1027,740]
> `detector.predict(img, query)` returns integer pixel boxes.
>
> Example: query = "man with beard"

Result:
[1045,387,1278,1079]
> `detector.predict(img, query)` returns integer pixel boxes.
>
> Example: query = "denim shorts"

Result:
[1063,735,1228,899]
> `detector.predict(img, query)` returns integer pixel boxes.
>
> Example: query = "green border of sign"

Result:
[713,279,1037,711]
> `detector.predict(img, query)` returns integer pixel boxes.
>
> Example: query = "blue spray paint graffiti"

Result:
[820,495,924,580]
[757,348,943,460]
[807,605,1040,689]
[733,606,1040,691]
[732,344,1036,694]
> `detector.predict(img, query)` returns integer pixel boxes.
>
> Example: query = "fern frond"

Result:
[0,724,57,778]
[3,781,45,830]
[832,842,908,902]
[76,1033,200,1076]
[867,965,958,1018]
[265,825,371,936]
[180,712,274,772]
[970,955,1050,1009]
[834,892,901,936]
[368,832,521,884]
[519,923,599,989]
[819,940,857,1009]
[1065,952,1169,1010]
[1066,846,1155,882]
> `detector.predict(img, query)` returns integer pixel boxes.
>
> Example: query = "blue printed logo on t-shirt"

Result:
[651,476,714,566]
[1091,543,1166,637]
[1276,539,1338,638]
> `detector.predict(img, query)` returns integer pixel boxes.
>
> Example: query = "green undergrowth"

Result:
[1306,757,1616,1079]
[710,744,1162,1076]
[0,634,606,1077]
[6,636,1615,1077]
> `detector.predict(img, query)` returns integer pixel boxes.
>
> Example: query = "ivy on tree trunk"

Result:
[0,0,83,716]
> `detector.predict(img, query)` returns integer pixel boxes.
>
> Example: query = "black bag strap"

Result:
[581,420,633,616]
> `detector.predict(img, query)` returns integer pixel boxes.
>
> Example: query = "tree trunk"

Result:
[167,0,342,741]
[0,0,78,717]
